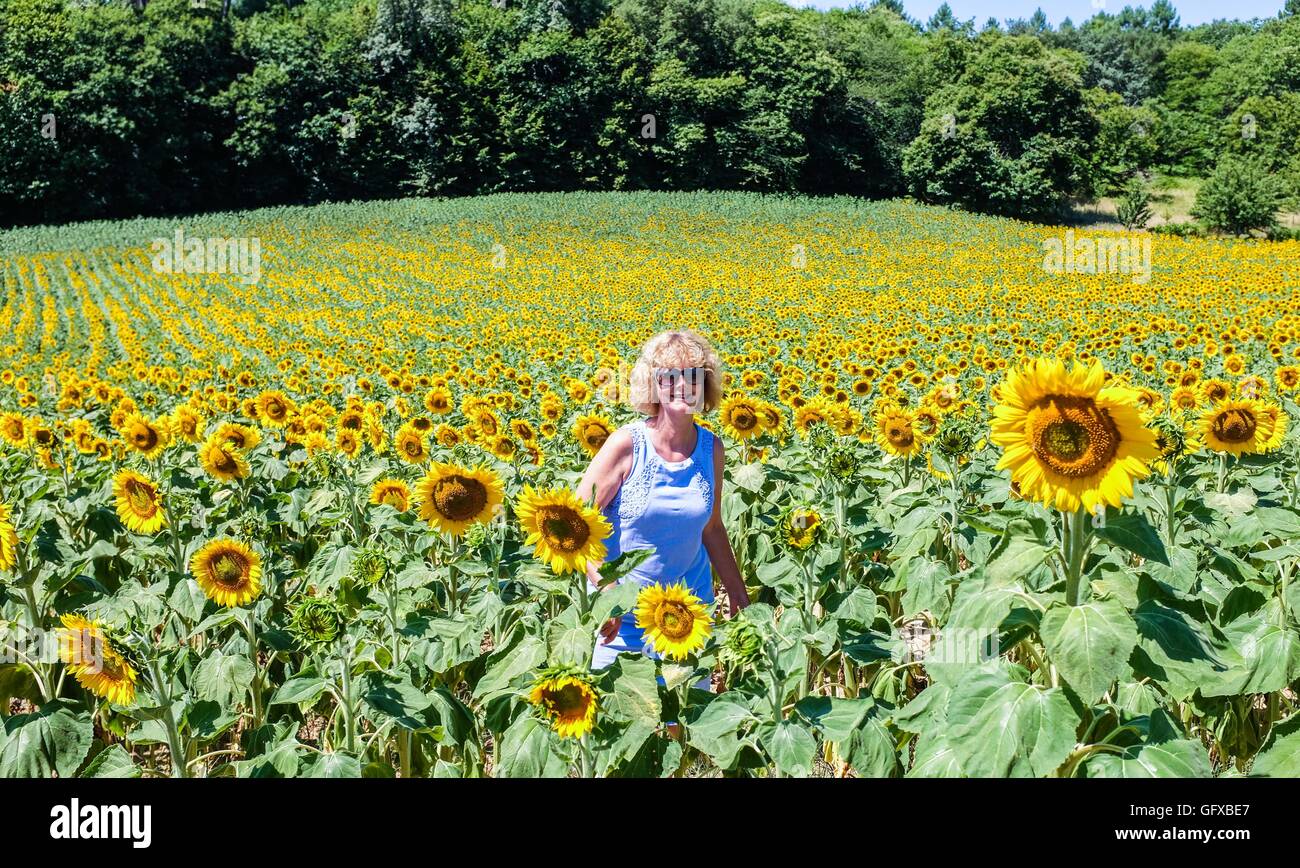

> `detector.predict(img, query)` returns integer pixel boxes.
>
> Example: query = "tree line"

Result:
[1,0,1298,228]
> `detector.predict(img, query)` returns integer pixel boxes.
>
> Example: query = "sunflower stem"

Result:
[147,655,187,778]
[1063,507,1091,607]
[338,637,357,754]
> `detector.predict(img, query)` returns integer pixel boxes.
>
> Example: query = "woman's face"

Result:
[654,365,706,415]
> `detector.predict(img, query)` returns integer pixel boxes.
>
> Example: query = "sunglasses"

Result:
[655,367,706,390]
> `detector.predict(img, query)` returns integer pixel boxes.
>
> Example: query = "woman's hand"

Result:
[599,614,624,645]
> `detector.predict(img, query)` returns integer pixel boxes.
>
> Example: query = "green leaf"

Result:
[1218,612,1300,695]
[1251,713,1300,777]
[192,650,256,707]
[1086,738,1211,778]
[1038,598,1138,705]
[78,743,140,778]
[759,719,816,777]
[946,666,1079,777]
[984,532,1053,587]
[495,713,569,778]
[0,700,94,778]
[545,605,593,668]
[270,674,329,707]
[1131,599,1237,701]
[604,654,661,727]
[685,695,755,770]
[303,752,362,778]
[1095,509,1169,565]
[472,635,546,701]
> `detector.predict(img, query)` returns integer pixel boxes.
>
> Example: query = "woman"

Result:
[576,329,750,690]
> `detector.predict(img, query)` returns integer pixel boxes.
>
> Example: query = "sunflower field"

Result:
[1,191,1299,778]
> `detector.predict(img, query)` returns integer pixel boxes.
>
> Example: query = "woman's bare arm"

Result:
[575,427,633,591]
[701,435,750,617]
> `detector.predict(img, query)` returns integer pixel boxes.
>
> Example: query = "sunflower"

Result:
[75,648,138,706]
[0,411,28,447]
[720,394,763,440]
[213,422,262,452]
[1201,378,1232,405]
[191,538,263,607]
[199,435,250,482]
[57,613,106,673]
[112,469,167,534]
[0,503,17,572]
[1259,404,1289,451]
[990,357,1157,512]
[120,412,169,459]
[572,413,614,457]
[1275,365,1300,393]
[634,581,713,661]
[509,418,537,442]
[336,427,362,459]
[488,433,517,462]
[415,462,505,536]
[528,667,599,739]
[395,423,428,464]
[370,478,411,511]
[255,390,295,427]
[1169,386,1200,413]
[424,387,453,415]
[515,485,611,574]
[874,403,925,457]
[780,506,823,550]
[1199,399,1270,455]
[434,423,460,448]
[171,405,205,443]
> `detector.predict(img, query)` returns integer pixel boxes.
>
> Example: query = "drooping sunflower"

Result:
[199,435,250,482]
[415,462,505,536]
[515,485,612,574]
[190,538,263,607]
[634,581,713,661]
[528,666,599,739]
[572,413,614,457]
[120,412,169,459]
[990,357,1157,513]
[57,613,106,674]
[0,503,17,572]
[873,403,925,457]
[1259,404,1289,452]
[370,478,411,511]
[112,469,167,534]
[75,648,138,706]
[719,394,763,441]
[1198,399,1270,455]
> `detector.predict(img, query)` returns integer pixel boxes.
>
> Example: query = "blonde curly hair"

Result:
[628,329,722,416]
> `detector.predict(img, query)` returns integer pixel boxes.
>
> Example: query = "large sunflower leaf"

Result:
[0,700,93,778]
[946,665,1079,777]
[1039,598,1138,705]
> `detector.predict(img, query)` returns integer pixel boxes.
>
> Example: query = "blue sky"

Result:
[783,0,1289,26]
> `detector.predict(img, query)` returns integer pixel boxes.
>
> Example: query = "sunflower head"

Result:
[288,594,345,649]
[528,666,599,739]
[1199,398,1269,455]
[349,546,390,587]
[121,413,169,459]
[572,413,614,457]
[720,395,763,441]
[515,485,612,574]
[0,502,17,573]
[719,612,763,672]
[113,469,167,534]
[633,581,713,661]
[780,505,823,551]
[369,478,411,511]
[990,357,1157,513]
[191,538,263,607]
[874,403,924,457]
[415,462,505,537]
[200,435,250,482]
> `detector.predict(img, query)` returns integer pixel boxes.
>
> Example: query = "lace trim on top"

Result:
[617,421,714,522]
[617,422,655,522]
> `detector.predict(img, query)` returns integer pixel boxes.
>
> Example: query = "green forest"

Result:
[2,0,1299,229]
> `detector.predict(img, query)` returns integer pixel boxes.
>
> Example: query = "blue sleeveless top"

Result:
[603,418,716,619]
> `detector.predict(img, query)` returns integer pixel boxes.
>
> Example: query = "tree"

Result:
[1191,154,1284,234]
[902,35,1099,220]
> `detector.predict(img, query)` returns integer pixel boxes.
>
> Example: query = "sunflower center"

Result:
[887,421,913,447]
[132,426,158,450]
[656,602,694,640]
[1029,396,1119,478]
[403,438,422,457]
[125,480,155,514]
[211,553,248,588]
[538,506,589,552]
[1213,408,1256,443]
[213,448,238,473]
[550,684,589,717]
[432,476,488,522]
